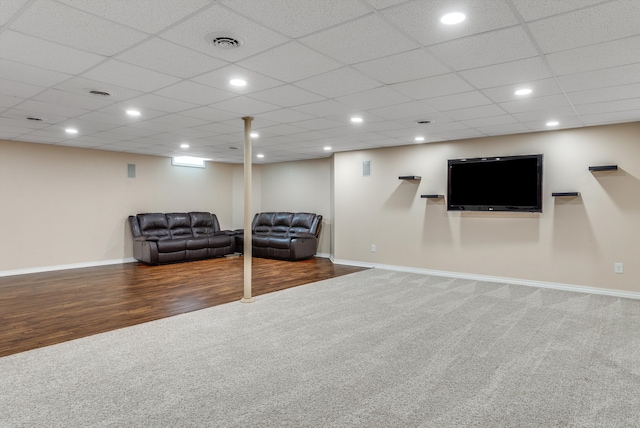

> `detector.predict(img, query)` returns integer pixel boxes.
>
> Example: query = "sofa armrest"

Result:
[289,232,316,240]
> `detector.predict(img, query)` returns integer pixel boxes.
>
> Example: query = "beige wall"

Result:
[333,122,640,293]
[0,140,234,272]
[258,158,332,255]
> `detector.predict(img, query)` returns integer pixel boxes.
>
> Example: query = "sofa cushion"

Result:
[190,212,220,236]
[290,213,315,234]
[156,239,187,253]
[254,212,276,233]
[167,213,193,239]
[137,213,170,239]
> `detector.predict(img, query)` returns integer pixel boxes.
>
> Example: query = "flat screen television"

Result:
[447,154,543,212]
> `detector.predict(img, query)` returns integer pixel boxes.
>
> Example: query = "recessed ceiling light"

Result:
[441,12,466,25]
[250,132,259,138]
[414,136,425,142]
[257,154,265,158]
[230,78,247,87]
[546,121,559,127]
[126,109,141,117]
[65,128,78,134]
[324,146,332,151]
[180,143,189,149]
[515,88,532,96]
[351,117,363,123]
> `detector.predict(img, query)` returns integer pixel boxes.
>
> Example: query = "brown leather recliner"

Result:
[128,212,235,265]
[235,212,322,261]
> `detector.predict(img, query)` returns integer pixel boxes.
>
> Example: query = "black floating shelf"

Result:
[552,192,580,197]
[421,194,444,199]
[589,165,618,171]
[399,175,421,180]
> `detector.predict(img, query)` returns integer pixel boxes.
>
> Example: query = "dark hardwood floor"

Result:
[0,257,366,358]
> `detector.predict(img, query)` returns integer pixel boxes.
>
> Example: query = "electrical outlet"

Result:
[370,244,376,253]
[614,262,623,274]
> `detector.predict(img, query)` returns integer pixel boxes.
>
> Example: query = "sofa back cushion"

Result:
[290,213,320,235]
[137,213,170,239]
[252,212,322,236]
[190,212,221,237]
[167,213,193,239]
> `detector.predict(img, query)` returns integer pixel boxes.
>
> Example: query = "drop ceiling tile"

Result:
[0,95,26,109]
[210,96,280,116]
[155,81,236,106]
[511,0,608,21]
[0,30,105,75]
[368,100,441,121]
[524,117,584,132]
[107,94,197,115]
[301,14,418,64]
[52,77,144,102]
[193,122,242,135]
[2,108,69,125]
[528,1,640,53]
[482,78,562,103]
[476,123,530,135]
[0,59,72,87]
[81,60,181,92]
[365,0,409,10]
[352,49,450,85]
[107,126,161,138]
[57,118,115,133]
[0,0,29,26]
[290,118,345,131]
[147,114,210,129]
[259,123,308,136]
[161,4,289,62]
[459,57,551,89]
[337,86,412,110]
[430,129,485,140]
[511,107,577,122]
[381,0,519,46]
[10,1,148,56]
[257,109,315,124]
[295,67,382,98]
[116,38,229,79]
[429,27,539,71]
[444,104,507,121]
[0,80,45,99]
[461,115,517,128]
[98,104,168,121]
[557,63,640,92]
[575,98,640,116]
[177,106,240,123]
[249,86,326,108]
[391,73,474,100]
[237,42,342,82]
[77,111,141,127]
[57,0,211,34]
[499,94,571,114]
[581,109,640,126]
[292,100,359,117]
[546,35,640,76]
[219,0,371,38]
[425,91,493,112]
[16,99,89,118]
[192,65,284,94]
[32,89,115,111]
[567,83,640,106]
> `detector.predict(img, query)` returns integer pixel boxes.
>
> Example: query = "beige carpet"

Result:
[1,269,639,427]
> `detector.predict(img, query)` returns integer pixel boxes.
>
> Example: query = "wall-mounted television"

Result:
[447,154,543,212]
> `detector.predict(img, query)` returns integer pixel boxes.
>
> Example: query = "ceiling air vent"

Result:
[207,32,242,49]
[87,89,113,97]
[27,117,43,121]
[416,120,432,124]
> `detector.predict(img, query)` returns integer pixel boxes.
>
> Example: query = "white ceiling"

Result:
[1,0,639,164]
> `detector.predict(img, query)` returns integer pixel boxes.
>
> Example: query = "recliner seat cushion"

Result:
[167,213,193,239]
[190,212,220,236]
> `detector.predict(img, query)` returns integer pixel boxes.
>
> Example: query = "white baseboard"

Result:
[330,257,640,300]
[315,252,331,259]
[0,258,137,278]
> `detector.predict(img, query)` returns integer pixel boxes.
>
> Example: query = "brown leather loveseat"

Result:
[236,212,322,261]
[128,212,235,265]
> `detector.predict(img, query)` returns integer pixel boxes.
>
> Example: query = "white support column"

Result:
[241,116,255,303]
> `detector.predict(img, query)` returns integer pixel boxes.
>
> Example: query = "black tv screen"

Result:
[447,154,543,212]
